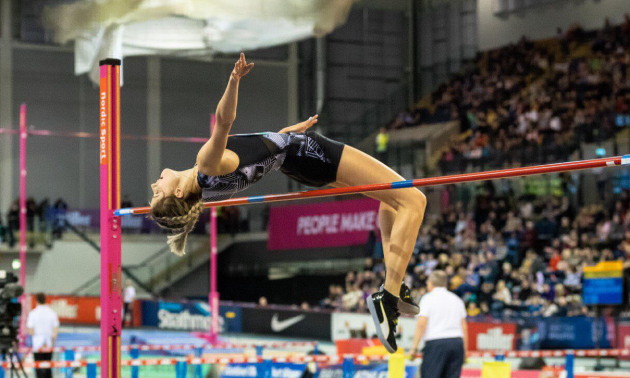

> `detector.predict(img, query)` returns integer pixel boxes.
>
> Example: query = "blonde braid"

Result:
[152,200,205,256]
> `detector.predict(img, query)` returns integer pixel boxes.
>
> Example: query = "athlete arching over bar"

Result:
[148,53,426,352]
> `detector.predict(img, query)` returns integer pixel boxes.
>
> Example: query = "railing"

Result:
[73,233,244,296]
[13,348,630,378]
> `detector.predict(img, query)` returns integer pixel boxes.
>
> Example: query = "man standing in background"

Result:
[410,271,468,378]
[27,293,59,378]
[123,280,136,327]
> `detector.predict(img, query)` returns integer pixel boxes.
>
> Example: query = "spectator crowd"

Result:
[315,17,630,318]
[387,16,630,174]
[0,198,68,249]
[317,183,630,318]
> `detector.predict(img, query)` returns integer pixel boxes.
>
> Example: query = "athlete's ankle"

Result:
[382,289,399,308]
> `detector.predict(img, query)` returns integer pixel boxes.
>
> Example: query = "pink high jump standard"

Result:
[19,103,27,344]
[97,58,220,375]
[209,115,219,343]
[100,59,123,378]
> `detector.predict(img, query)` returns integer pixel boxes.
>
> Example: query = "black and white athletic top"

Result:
[197,131,345,202]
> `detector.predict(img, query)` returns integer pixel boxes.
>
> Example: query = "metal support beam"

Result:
[287,43,299,126]
[0,0,13,212]
[147,57,162,189]
[407,0,417,106]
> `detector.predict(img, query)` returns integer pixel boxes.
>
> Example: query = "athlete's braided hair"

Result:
[150,194,204,256]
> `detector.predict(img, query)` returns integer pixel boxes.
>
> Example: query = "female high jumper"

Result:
[149,53,427,353]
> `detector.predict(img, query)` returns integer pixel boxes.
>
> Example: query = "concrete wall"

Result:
[478,0,630,51]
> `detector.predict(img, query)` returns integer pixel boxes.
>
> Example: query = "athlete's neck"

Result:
[179,167,201,195]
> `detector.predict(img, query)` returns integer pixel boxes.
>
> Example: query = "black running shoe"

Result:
[366,290,400,353]
[379,284,420,315]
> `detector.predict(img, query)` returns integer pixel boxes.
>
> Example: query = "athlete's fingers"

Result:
[243,63,255,75]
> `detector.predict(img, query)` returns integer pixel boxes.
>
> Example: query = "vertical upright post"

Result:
[0,0,14,215]
[130,347,140,378]
[194,347,203,378]
[99,58,123,378]
[209,114,219,344]
[18,103,27,344]
[388,353,405,378]
[64,350,75,378]
[565,351,574,378]
[255,346,264,357]
[257,359,272,378]
[342,356,354,378]
[86,363,97,378]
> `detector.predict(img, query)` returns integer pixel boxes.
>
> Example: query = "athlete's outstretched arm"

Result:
[279,114,318,134]
[197,53,254,175]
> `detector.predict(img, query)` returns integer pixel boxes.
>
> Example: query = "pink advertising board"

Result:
[268,198,380,250]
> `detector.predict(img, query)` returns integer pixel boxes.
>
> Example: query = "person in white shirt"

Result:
[123,280,136,327]
[410,271,468,378]
[27,293,59,378]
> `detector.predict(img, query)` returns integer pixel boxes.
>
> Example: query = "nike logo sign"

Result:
[271,314,306,332]
[380,301,390,337]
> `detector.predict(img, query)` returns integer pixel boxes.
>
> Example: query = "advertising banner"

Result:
[268,198,380,250]
[517,317,612,350]
[618,322,630,349]
[617,322,630,360]
[582,261,624,305]
[139,300,241,333]
[221,362,306,378]
[331,312,418,350]
[31,295,101,325]
[467,322,516,351]
[241,307,331,340]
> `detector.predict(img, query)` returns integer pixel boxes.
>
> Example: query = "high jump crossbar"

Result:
[115,155,630,216]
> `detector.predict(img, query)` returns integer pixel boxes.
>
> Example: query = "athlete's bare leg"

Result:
[333,145,426,297]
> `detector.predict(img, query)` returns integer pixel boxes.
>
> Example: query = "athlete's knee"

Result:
[404,189,426,211]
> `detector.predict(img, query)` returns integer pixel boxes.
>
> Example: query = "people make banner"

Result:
[268,198,380,250]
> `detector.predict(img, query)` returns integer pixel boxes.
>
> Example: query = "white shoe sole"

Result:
[366,296,397,353]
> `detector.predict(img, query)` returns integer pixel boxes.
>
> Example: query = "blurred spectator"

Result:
[258,296,268,307]
[6,200,18,248]
[375,127,390,162]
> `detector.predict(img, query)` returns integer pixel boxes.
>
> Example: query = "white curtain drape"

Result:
[43,0,357,82]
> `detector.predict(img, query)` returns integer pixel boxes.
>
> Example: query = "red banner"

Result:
[617,322,630,360]
[467,322,516,351]
[617,322,630,348]
[268,198,380,250]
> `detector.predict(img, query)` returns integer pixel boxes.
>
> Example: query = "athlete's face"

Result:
[150,168,179,206]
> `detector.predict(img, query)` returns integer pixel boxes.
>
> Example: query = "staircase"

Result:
[73,232,267,296]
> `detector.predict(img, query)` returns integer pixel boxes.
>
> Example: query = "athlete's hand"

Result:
[294,115,319,133]
[279,115,318,134]
[231,53,254,80]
